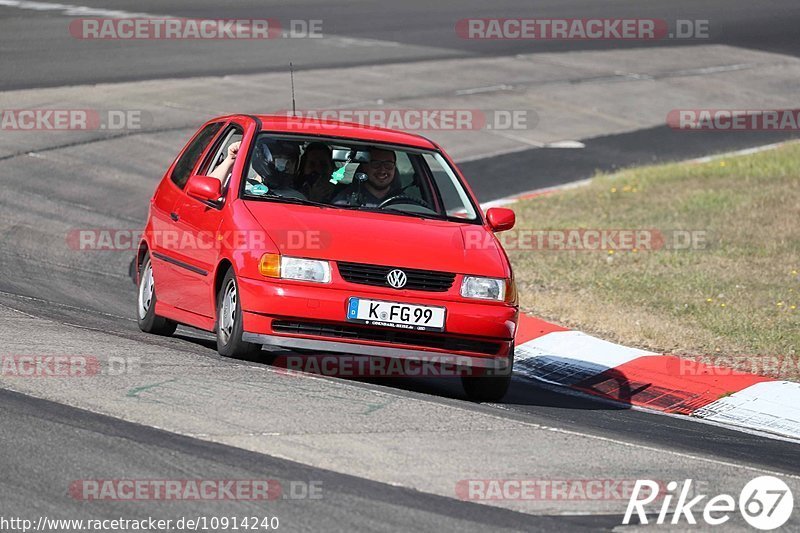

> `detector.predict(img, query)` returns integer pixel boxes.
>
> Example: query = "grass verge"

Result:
[508,142,800,379]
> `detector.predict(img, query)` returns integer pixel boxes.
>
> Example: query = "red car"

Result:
[136,115,518,401]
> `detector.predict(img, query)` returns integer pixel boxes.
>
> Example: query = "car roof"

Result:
[245,114,439,150]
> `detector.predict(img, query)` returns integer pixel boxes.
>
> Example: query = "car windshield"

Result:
[240,134,479,222]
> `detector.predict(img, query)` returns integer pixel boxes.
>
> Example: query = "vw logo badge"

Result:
[386,269,407,289]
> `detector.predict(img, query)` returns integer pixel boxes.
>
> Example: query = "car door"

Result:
[149,121,224,310]
[170,123,244,318]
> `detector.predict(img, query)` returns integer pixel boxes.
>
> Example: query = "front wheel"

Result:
[216,269,261,358]
[461,351,513,402]
[136,254,178,336]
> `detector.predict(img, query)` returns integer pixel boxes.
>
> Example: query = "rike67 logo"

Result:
[624,477,794,530]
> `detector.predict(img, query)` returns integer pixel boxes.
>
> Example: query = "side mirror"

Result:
[486,207,515,232]
[186,175,222,203]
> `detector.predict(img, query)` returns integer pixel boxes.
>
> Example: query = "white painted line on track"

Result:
[455,85,513,96]
[504,375,800,446]
[480,402,800,480]
[687,141,792,164]
[669,62,763,77]
[479,140,799,209]
[323,36,401,48]
[545,140,585,148]
[483,129,546,148]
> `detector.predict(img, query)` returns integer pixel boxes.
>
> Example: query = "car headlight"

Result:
[259,254,331,283]
[460,276,506,301]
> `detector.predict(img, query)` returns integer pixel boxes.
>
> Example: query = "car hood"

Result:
[243,202,508,277]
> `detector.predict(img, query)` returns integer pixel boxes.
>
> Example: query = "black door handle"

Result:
[170,212,179,221]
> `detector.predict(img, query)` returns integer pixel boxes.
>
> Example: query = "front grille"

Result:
[337,261,456,292]
[272,320,501,355]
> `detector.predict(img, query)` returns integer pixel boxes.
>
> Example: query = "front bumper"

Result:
[237,275,517,365]
[241,332,510,370]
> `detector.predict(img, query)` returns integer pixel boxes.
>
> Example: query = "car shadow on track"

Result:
[173,332,218,350]
[172,329,628,411]
[363,374,628,411]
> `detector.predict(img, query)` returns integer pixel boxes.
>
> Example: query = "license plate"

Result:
[346,298,445,332]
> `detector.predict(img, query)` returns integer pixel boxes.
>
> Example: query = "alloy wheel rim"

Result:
[219,279,237,344]
[137,261,154,320]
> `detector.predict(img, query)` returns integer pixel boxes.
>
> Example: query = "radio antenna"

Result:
[289,62,297,116]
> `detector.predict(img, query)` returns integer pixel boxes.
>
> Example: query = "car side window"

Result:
[170,122,223,189]
[395,151,423,198]
[422,153,477,219]
[201,126,243,177]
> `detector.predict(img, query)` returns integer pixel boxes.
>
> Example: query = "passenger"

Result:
[332,147,400,207]
[209,139,303,199]
[208,140,240,183]
[249,139,300,191]
[295,142,335,202]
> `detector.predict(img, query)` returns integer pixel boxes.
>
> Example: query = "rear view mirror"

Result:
[353,151,371,163]
[186,175,222,203]
[331,149,370,163]
[486,207,515,232]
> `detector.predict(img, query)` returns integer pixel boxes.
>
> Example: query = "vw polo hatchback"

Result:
[136,115,519,401]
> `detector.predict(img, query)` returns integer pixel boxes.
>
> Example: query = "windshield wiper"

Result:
[337,204,447,221]
[382,207,447,221]
[333,204,382,212]
[248,193,330,209]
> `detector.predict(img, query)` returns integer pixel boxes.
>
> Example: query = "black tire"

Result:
[216,268,261,358]
[128,256,138,285]
[461,350,514,402]
[136,253,178,336]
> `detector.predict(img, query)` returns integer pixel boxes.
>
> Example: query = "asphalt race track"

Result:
[1,1,799,531]
[2,0,800,90]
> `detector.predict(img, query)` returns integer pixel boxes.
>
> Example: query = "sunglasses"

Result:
[368,160,396,171]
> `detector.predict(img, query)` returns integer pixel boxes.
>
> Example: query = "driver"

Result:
[332,147,400,207]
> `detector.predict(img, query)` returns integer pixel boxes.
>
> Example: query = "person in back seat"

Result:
[295,142,335,202]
